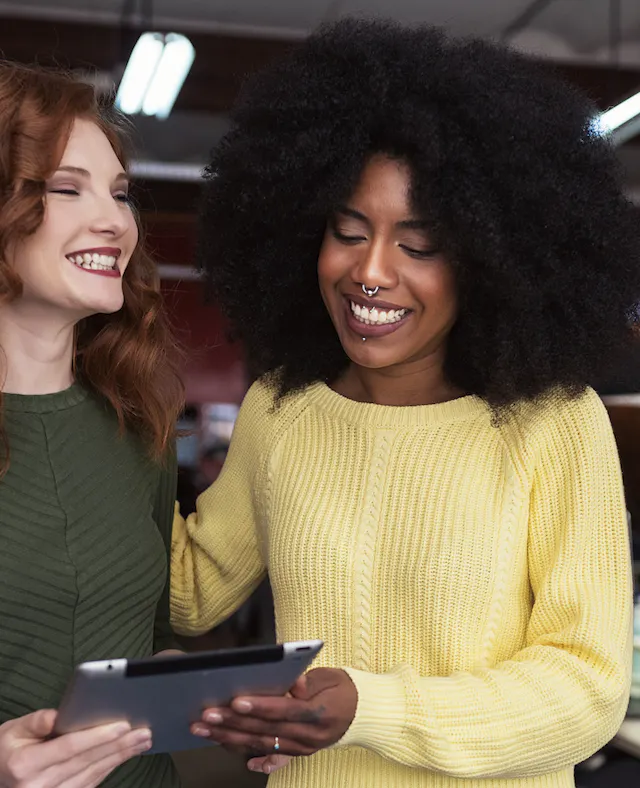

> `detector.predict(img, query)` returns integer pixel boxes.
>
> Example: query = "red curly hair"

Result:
[0,61,184,472]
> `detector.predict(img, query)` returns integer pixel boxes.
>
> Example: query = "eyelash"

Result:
[332,230,436,259]
[332,230,365,245]
[50,189,132,204]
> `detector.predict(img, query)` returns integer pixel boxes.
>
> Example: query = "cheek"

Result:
[7,236,48,288]
[414,266,457,316]
[127,216,139,248]
[317,241,338,298]
[318,238,351,292]
[119,218,139,273]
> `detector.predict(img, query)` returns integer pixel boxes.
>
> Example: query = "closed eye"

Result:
[399,244,439,260]
[333,230,366,244]
[50,189,79,196]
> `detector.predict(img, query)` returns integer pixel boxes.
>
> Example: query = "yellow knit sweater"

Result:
[171,380,633,788]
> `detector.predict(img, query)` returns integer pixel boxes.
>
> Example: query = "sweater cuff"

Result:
[336,667,408,750]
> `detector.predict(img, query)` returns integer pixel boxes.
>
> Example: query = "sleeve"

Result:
[152,445,181,653]
[337,390,633,779]
[170,382,273,636]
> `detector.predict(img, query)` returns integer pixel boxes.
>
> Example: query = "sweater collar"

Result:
[304,382,489,429]
[2,383,89,414]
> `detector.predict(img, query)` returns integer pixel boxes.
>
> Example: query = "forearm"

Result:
[339,643,631,778]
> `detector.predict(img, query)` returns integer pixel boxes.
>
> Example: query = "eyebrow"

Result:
[335,206,429,231]
[55,166,130,185]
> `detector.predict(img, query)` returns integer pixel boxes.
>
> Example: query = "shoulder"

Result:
[499,387,615,470]
[232,375,314,450]
[516,386,608,433]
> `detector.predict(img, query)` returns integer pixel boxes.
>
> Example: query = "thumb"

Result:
[19,709,57,741]
[289,673,310,699]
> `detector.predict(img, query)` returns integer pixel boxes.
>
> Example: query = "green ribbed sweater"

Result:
[0,384,180,788]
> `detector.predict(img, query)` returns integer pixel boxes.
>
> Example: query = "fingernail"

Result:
[247,762,259,772]
[204,711,223,724]
[112,722,132,736]
[135,740,153,753]
[192,724,211,737]
[132,729,152,746]
[234,700,252,713]
[264,765,273,774]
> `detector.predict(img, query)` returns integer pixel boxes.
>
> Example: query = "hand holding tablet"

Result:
[54,640,323,754]
[192,666,358,758]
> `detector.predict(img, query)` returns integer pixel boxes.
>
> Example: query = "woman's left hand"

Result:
[191,668,358,756]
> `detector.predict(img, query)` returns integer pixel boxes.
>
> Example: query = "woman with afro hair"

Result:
[171,17,640,788]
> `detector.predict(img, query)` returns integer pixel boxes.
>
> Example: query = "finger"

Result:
[18,709,58,740]
[194,713,318,747]
[289,675,308,699]
[201,726,314,757]
[42,728,151,788]
[59,732,154,788]
[9,721,133,777]
[211,695,322,724]
[247,754,293,774]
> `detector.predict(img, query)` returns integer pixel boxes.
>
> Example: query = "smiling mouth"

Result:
[349,299,409,326]
[66,251,119,272]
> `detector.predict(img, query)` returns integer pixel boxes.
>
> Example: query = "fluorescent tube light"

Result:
[599,90,640,134]
[115,32,195,120]
[115,33,164,115]
[141,34,195,119]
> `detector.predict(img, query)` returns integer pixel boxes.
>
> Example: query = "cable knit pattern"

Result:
[171,379,632,788]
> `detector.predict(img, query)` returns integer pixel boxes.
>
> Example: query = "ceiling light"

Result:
[599,90,640,135]
[115,32,195,120]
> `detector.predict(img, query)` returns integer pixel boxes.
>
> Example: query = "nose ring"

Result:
[362,284,379,298]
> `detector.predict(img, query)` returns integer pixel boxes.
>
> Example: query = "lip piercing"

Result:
[362,284,379,297]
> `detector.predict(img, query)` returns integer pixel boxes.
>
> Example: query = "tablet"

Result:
[54,640,323,753]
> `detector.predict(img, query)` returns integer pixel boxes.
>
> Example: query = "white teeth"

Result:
[350,300,407,325]
[67,252,118,272]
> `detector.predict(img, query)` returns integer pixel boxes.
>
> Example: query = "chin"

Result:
[80,296,125,316]
[343,343,404,370]
[99,301,125,315]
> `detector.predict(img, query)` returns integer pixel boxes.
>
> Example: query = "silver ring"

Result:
[273,736,280,752]
[362,284,379,297]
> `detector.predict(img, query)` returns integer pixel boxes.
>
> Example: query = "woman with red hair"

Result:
[0,62,184,787]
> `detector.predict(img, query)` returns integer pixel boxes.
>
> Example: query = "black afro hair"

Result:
[198,17,640,411]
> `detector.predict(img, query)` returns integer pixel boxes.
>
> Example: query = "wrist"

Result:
[334,667,407,750]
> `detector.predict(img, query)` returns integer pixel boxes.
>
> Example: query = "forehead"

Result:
[349,155,413,212]
[58,118,124,176]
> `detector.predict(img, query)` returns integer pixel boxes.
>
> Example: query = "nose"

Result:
[89,194,131,238]
[351,236,399,293]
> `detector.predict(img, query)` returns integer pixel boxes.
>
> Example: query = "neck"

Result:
[335,351,463,407]
[0,303,76,395]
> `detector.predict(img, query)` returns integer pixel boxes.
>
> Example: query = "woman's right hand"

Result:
[0,709,152,787]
